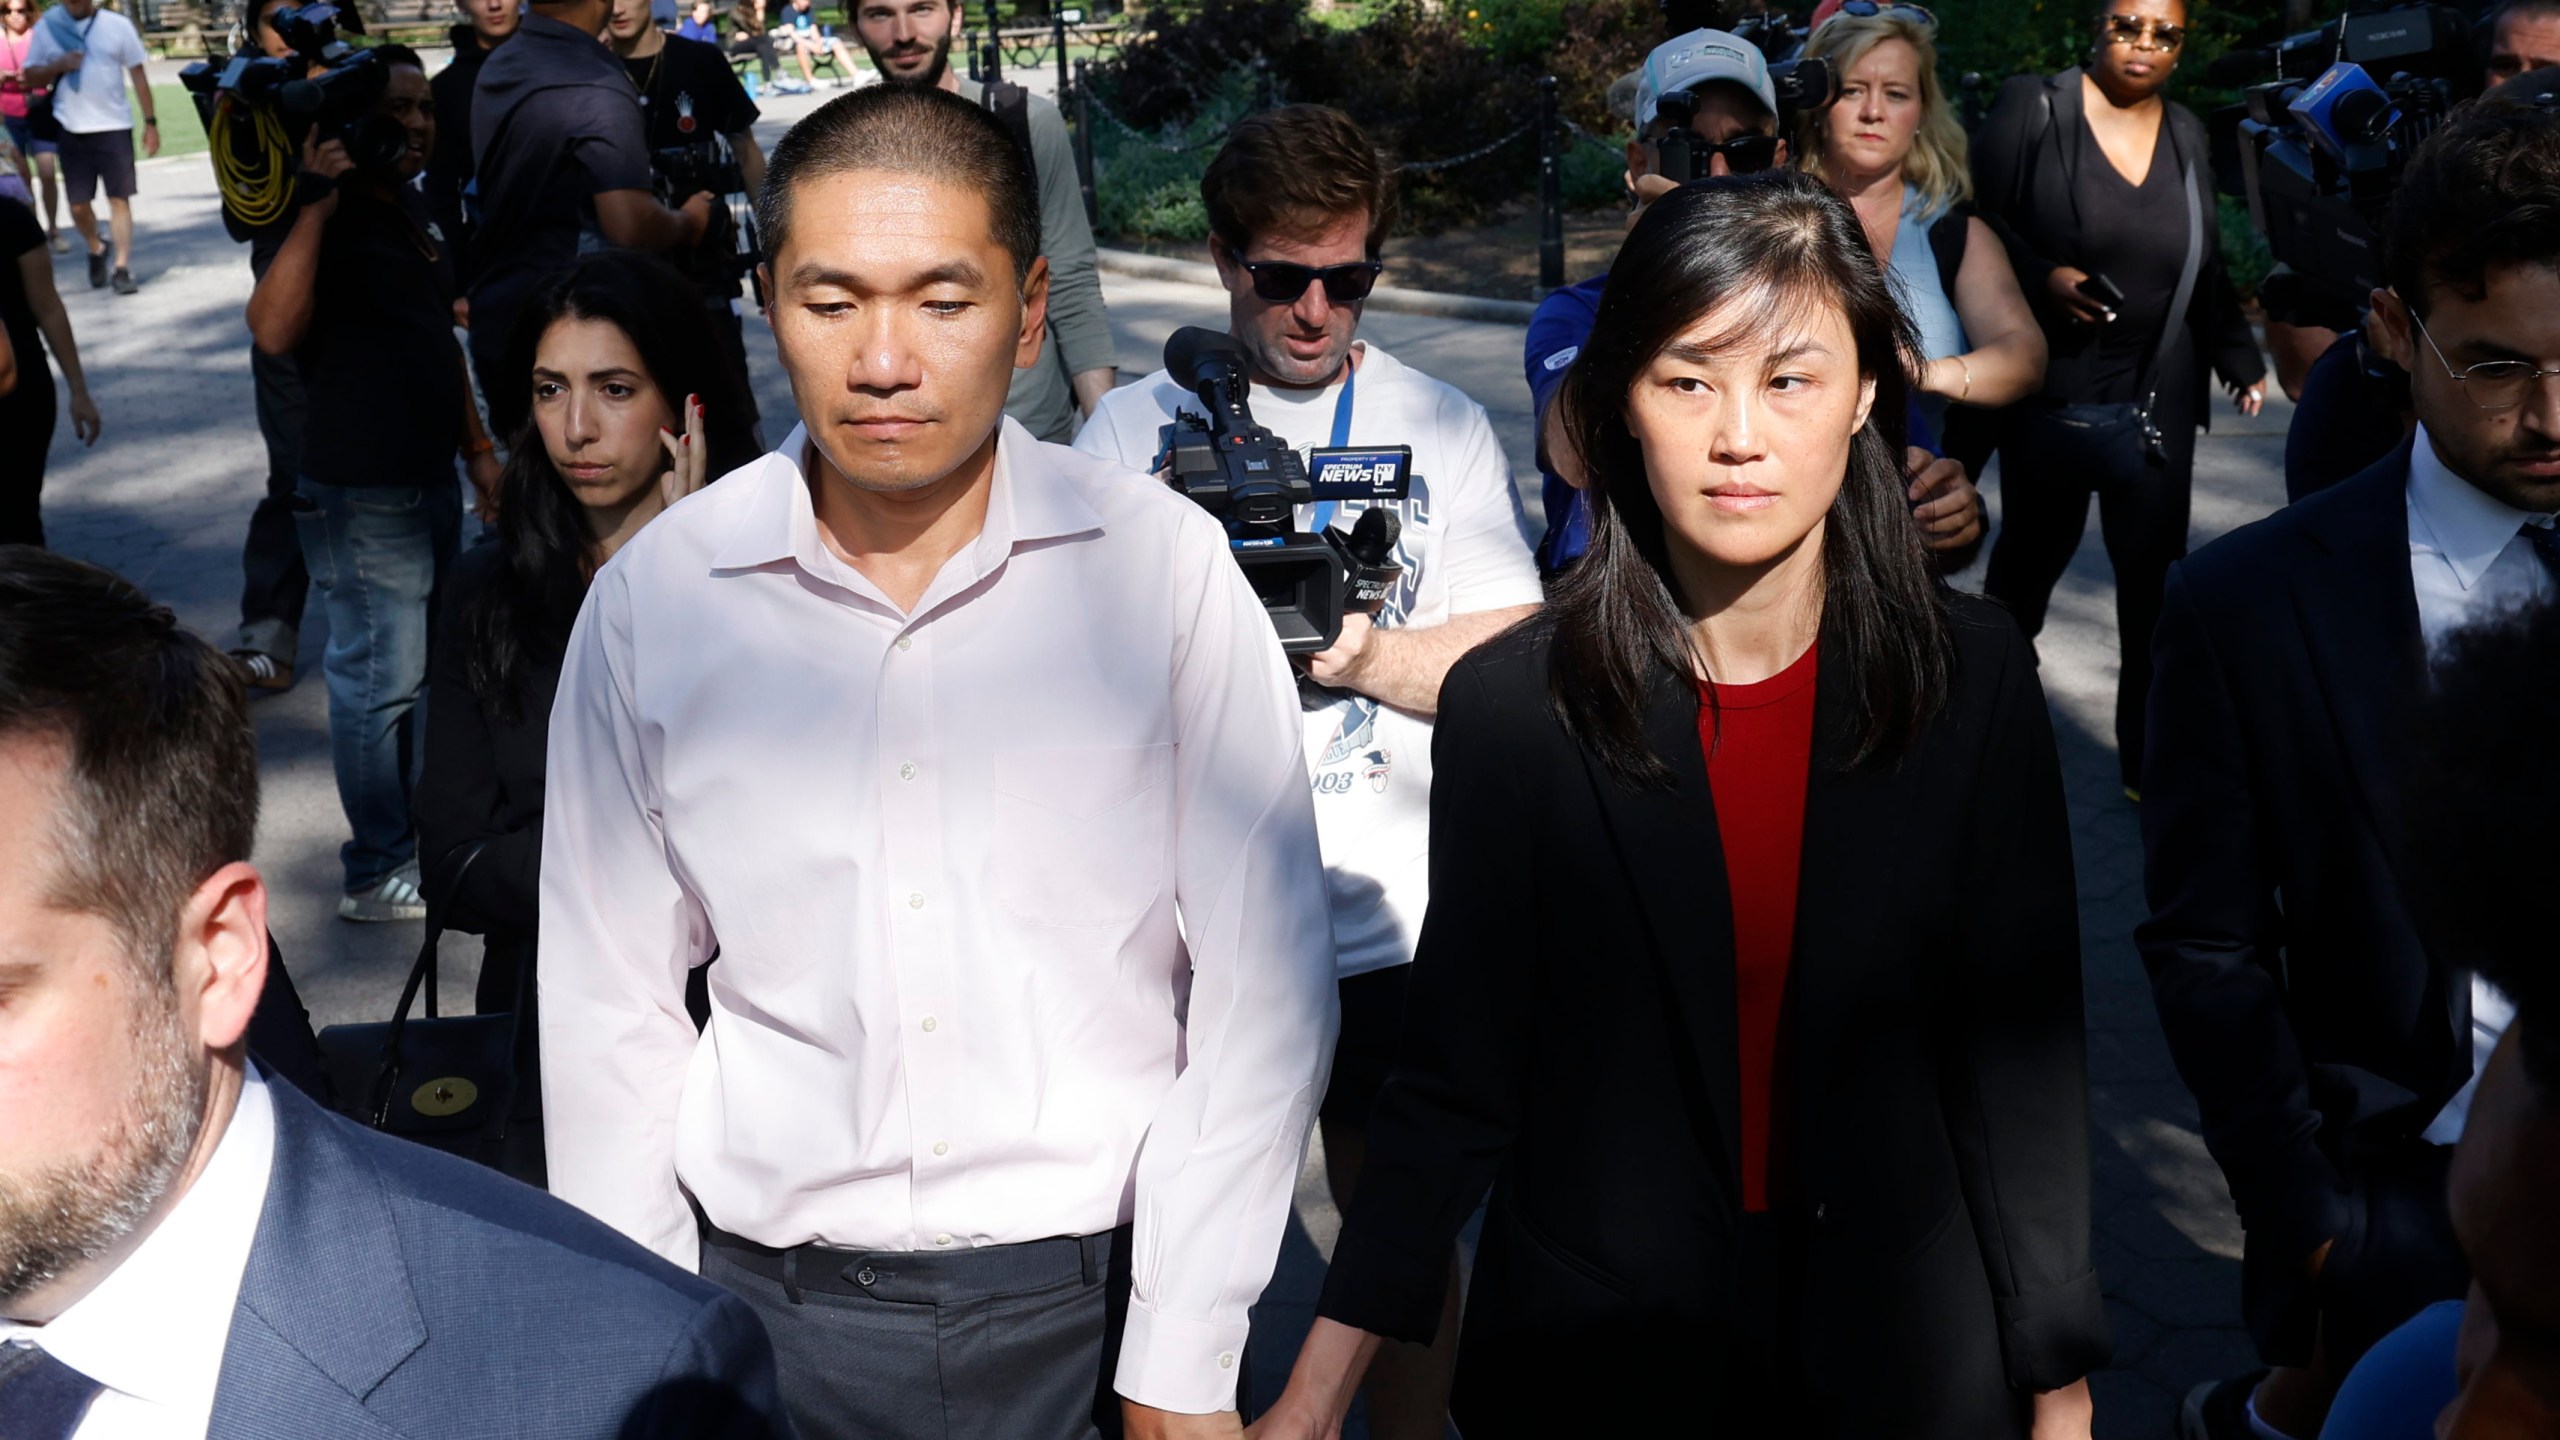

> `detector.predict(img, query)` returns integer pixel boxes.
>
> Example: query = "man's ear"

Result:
[1773,136,1790,168]
[178,861,269,1055]
[1016,254,1051,372]
[2368,287,2418,374]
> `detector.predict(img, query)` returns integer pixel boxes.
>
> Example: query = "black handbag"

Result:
[314,846,544,1182]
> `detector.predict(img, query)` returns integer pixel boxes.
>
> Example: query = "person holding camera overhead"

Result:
[18,0,151,295]
[246,45,503,924]
[1970,0,2267,800]
[1796,2,2044,474]
[538,85,1333,1440]
[1077,104,1543,1439]
[469,0,714,439]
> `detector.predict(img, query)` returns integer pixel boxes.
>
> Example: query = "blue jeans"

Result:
[293,477,462,892]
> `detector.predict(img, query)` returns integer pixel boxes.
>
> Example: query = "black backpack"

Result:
[983,80,1038,188]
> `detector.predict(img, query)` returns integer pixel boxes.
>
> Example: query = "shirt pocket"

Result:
[991,743,1173,928]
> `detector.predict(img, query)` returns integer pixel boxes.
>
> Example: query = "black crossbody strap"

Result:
[368,843,489,1121]
[2141,135,2206,420]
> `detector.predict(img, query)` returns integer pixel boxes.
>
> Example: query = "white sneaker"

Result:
[340,861,428,922]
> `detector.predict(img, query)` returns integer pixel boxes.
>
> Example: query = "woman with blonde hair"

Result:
[1798,2,2044,456]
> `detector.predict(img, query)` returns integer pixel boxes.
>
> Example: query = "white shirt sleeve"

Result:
[107,14,144,69]
[23,26,58,67]
[1433,399,1545,616]
[537,563,718,1269]
[1114,509,1338,1414]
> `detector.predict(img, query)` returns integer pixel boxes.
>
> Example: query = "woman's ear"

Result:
[1852,375,1878,436]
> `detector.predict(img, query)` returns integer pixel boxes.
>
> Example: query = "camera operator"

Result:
[469,0,713,438]
[607,0,765,437]
[1076,105,1542,1440]
[245,44,502,923]
[854,0,1117,440]
[1524,28,1984,577]
[427,0,522,288]
[226,0,333,694]
[2139,84,2560,1440]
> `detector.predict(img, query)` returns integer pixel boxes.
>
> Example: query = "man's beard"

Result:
[2430,423,2560,514]
[867,31,951,88]
[0,983,208,1306]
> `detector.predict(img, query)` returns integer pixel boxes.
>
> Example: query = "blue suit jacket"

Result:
[209,1077,784,1439]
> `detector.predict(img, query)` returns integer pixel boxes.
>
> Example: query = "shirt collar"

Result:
[0,1065,277,1417]
[2408,423,2554,591]
[711,417,1104,580]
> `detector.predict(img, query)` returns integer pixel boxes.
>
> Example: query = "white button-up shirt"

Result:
[2406,426,2545,1144]
[0,1066,276,1440]
[539,419,1337,1414]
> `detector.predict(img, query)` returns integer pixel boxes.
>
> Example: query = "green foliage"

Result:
[2218,192,2271,298]
[1562,125,1630,209]
[1090,66,1263,242]
[1465,0,1568,66]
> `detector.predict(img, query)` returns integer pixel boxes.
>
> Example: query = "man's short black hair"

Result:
[374,42,426,71]
[756,85,1041,282]
[0,549,259,976]
[2386,83,2560,315]
[2415,603,2560,1097]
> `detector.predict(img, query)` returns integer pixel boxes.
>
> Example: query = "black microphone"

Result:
[1338,506,1403,619]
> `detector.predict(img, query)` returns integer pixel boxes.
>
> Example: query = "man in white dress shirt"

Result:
[0,549,780,1440]
[538,85,1336,1440]
[2141,93,2560,1440]
[1074,104,1540,1439]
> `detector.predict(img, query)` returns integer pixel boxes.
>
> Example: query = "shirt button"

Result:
[899,762,918,781]
[921,1016,938,1033]
[854,1266,878,1286]
[896,634,913,652]
[908,892,925,909]
[932,1140,949,1156]
[1217,1352,1237,1370]
[934,1233,954,1247]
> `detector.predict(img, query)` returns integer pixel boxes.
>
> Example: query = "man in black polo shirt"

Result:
[607,0,764,437]
[426,0,520,285]
[470,0,711,437]
[246,47,501,924]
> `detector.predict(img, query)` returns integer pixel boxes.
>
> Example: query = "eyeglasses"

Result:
[1241,259,1384,306]
[2100,14,2187,49]
[1834,2,1937,29]
[2410,307,2560,410]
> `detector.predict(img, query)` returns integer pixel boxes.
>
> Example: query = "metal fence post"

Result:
[966,27,981,82]
[1053,6,1070,94]
[1073,59,1099,229]
[1538,75,1564,294]
[984,35,1002,82]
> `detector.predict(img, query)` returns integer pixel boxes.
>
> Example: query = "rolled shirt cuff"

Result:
[1112,1298,1250,1415]
[1992,1266,2114,1392]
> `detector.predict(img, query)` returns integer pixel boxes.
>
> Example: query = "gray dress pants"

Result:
[702,1225,1133,1440]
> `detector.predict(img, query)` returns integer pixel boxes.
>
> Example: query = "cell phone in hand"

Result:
[2077,272,2127,314]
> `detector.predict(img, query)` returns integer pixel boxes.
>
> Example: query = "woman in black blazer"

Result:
[416,252,756,1056]
[1249,175,2108,1439]
[1969,0,2268,794]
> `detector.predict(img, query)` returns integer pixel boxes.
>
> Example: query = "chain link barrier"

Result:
[1395,119,1536,175]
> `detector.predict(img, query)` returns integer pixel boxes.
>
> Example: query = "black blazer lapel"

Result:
[1786,628,1897,1145]
[2293,448,2428,907]
[1576,672,1743,1201]
[212,1080,427,1437]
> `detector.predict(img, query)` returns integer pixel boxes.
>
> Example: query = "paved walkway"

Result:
[32,102,2295,1436]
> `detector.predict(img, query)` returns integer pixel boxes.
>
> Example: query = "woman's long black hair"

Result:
[1549,172,1953,787]
[463,250,760,717]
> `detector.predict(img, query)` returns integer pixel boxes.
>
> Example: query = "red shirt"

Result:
[1698,642,1819,1213]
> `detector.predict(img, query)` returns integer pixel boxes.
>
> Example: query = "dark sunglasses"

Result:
[1674,131,1783,174]
[1241,259,1384,305]
[1834,1,1937,28]
[2100,13,2186,48]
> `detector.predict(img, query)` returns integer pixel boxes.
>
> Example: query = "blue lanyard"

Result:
[1309,362,1356,533]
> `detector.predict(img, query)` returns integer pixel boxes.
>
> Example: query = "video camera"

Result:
[181,3,401,234]
[1643,2,1838,182]
[1155,327,1411,656]
[652,137,763,301]
[2210,2,2476,329]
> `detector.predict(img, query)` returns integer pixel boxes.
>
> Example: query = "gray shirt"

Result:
[957,78,1113,443]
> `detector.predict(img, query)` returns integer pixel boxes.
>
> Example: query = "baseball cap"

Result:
[1630,28,1779,128]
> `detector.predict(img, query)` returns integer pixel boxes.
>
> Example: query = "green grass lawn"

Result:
[143,80,208,160]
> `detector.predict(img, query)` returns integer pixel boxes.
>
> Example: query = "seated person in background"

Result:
[2314,602,2560,1440]
[246,46,501,924]
[679,0,720,41]
[415,250,758,1135]
[730,0,798,91]
[780,0,862,87]
[1527,28,1980,577]
[0,548,783,1439]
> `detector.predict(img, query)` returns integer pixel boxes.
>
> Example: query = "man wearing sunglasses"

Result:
[1075,103,1541,1440]
[1523,27,1983,577]
[2140,89,2560,1440]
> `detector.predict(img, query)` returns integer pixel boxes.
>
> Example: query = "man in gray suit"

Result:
[0,547,785,1439]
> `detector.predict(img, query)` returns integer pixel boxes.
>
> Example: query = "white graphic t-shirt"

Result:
[1077,342,1543,977]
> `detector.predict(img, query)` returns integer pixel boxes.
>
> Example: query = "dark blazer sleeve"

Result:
[617,1290,787,1439]
[1317,655,1537,1345]
[1943,618,2112,1391]
[2136,565,2348,1282]
[1969,74,2062,302]
[414,555,544,935]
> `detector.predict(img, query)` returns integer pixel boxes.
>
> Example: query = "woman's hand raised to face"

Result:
[657,392,708,507]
